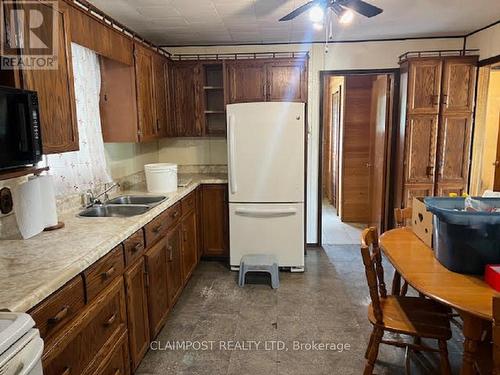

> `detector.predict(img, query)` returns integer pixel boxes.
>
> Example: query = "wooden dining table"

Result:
[380,228,498,375]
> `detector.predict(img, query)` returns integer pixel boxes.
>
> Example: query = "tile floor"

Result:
[321,201,365,245]
[136,246,465,374]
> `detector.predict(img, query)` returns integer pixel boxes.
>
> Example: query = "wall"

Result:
[158,138,227,165]
[167,37,462,243]
[104,141,159,179]
[466,23,500,60]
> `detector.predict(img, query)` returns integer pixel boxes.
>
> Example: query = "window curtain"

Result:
[46,43,112,196]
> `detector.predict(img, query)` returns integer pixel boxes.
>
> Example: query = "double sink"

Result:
[79,195,167,218]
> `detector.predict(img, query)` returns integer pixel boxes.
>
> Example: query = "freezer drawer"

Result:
[229,203,304,269]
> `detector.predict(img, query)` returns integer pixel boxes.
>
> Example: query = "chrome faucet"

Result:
[81,182,120,207]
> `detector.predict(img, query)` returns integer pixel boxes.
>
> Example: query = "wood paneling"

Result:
[200,184,229,257]
[341,76,373,223]
[226,61,267,103]
[124,258,149,370]
[441,57,477,114]
[181,210,197,282]
[404,115,439,185]
[266,59,307,102]
[134,43,157,142]
[21,0,79,154]
[67,3,133,65]
[166,225,183,304]
[144,238,169,338]
[407,59,442,115]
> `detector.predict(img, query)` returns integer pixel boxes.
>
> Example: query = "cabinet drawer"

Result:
[29,275,85,343]
[95,331,130,375]
[145,202,182,247]
[84,245,125,301]
[181,191,196,215]
[123,229,145,266]
[43,278,127,375]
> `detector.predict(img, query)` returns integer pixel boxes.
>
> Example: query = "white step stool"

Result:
[238,254,279,289]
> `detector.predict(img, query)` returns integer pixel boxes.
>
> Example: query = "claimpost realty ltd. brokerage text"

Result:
[150,340,351,352]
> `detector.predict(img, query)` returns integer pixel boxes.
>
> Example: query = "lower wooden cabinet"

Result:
[94,331,130,375]
[144,238,170,339]
[200,184,229,257]
[124,258,150,370]
[181,210,198,281]
[166,225,183,305]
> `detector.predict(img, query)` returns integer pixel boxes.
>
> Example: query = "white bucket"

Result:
[145,163,178,193]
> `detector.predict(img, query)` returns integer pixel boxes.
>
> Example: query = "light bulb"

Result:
[313,22,323,31]
[309,6,324,23]
[339,9,354,24]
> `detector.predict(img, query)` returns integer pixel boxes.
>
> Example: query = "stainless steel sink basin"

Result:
[106,195,167,206]
[79,204,150,217]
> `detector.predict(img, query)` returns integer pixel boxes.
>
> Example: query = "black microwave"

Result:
[0,86,43,171]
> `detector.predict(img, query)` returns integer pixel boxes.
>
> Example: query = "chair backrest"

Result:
[394,207,412,228]
[360,227,387,324]
[494,296,500,374]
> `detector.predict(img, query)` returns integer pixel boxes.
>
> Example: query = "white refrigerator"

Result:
[227,102,305,272]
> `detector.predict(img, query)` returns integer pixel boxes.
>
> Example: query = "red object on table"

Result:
[485,264,500,291]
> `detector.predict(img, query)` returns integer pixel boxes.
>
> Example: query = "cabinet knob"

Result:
[426,165,435,177]
[61,367,71,375]
[132,243,143,252]
[102,266,115,279]
[104,313,117,327]
[48,305,69,324]
[493,161,500,167]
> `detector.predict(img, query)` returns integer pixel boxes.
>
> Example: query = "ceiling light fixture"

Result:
[309,5,324,23]
[339,9,354,24]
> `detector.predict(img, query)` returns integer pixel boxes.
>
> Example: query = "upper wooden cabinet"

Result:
[226,58,308,104]
[441,57,477,114]
[20,0,78,154]
[406,58,442,115]
[153,54,170,137]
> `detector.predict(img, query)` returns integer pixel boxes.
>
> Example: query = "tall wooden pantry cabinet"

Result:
[398,55,477,207]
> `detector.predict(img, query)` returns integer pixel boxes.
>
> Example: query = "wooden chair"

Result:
[391,208,412,296]
[361,227,453,375]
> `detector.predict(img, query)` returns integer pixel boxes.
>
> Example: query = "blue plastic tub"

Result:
[424,197,500,275]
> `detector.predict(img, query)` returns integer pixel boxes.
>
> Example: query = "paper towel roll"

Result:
[30,175,58,227]
[13,178,44,239]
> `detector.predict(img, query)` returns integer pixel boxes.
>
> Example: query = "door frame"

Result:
[318,68,400,246]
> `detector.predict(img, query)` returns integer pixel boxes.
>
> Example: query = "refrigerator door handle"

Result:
[234,207,297,217]
[228,114,237,194]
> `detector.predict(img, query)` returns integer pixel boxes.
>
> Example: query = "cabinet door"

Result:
[441,58,477,114]
[403,184,435,208]
[124,258,150,371]
[201,184,229,257]
[266,60,307,102]
[404,115,439,185]
[144,238,169,338]
[226,61,267,103]
[21,1,78,154]
[407,59,442,115]
[181,210,197,282]
[166,225,183,305]
[436,114,472,188]
[134,44,157,141]
[153,54,169,137]
[171,62,202,136]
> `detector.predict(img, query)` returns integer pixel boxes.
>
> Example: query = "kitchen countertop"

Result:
[0,173,227,312]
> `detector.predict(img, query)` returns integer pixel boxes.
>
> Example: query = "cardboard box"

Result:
[411,197,433,248]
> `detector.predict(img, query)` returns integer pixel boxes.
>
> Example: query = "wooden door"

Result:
[153,54,169,137]
[441,57,477,114]
[226,60,267,103]
[404,115,439,185]
[266,59,307,102]
[181,210,197,282]
[341,76,373,223]
[166,225,183,305]
[322,77,333,203]
[200,184,228,257]
[407,59,442,115]
[144,238,169,338]
[170,62,202,136]
[124,258,149,370]
[369,75,390,229]
[331,90,341,208]
[436,114,472,195]
[495,114,500,191]
[21,1,78,153]
[134,44,157,141]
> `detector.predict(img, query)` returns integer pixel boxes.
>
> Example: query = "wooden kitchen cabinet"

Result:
[266,59,307,102]
[441,57,477,114]
[94,331,130,375]
[200,184,229,257]
[181,210,198,281]
[124,258,150,371]
[144,238,169,338]
[20,0,79,154]
[406,58,442,115]
[166,225,183,304]
[153,54,170,137]
[170,61,202,136]
[226,60,267,103]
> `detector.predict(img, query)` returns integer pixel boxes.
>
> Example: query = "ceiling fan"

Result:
[279,0,383,22]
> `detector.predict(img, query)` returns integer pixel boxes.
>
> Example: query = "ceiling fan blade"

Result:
[339,0,383,17]
[279,0,323,21]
